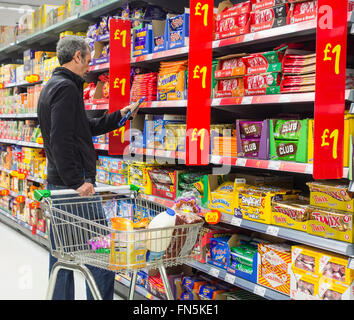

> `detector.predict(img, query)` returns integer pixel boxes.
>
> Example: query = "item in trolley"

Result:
[88,236,111,253]
[109,217,148,271]
[146,208,177,262]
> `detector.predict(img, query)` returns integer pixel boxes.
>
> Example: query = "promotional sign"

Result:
[25,74,40,83]
[109,19,131,155]
[313,0,348,179]
[186,0,214,165]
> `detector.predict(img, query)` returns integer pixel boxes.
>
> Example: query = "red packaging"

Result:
[250,0,287,11]
[214,55,247,79]
[216,1,252,20]
[215,14,250,40]
[250,4,288,32]
[214,78,245,98]
[287,0,317,24]
[244,72,281,95]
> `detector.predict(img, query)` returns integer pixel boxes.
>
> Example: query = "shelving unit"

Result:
[1,0,354,301]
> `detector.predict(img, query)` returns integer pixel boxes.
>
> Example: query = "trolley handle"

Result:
[34,184,140,201]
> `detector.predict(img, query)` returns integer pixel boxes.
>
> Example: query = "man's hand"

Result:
[120,103,139,119]
[76,182,95,197]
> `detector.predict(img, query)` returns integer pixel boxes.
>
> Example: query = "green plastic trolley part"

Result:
[34,189,51,201]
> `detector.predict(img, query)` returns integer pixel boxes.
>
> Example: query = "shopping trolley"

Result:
[34,185,204,300]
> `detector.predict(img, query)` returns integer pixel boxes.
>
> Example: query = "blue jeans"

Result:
[47,183,115,300]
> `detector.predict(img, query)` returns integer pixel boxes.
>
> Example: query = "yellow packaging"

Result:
[318,251,354,286]
[290,269,320,300]
[271,199,309,232]
[157,70,186,101]
[109,217,147,271]
[208,176,246,215]
[318,277,354,300]
[291,245,322,277]
[165,124,186,151]
[307,180,354,212]
[307,115,351,167]
[307,205,354,243]
[238,186,299,224]
[127,162,153,195]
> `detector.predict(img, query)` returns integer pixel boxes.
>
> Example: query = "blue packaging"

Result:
[167,9,190,50]
[133,25,153,56]
[180,291,194,300]
[208,234,239,270]
[136,270,148,289]
[152,20,167,53]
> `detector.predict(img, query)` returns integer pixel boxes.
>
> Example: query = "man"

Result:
[37,35,135,300]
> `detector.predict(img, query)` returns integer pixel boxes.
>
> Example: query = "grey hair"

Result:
[56,35,91,65]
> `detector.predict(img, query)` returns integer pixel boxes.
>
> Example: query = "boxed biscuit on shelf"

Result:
[307,180,354,213]
[269,118,309,163]
[271,199,310,231]
[236,119,269,160]
[166,9,190,50]
[250,4,289,32]
[257,243,292,295]
[214,0,251,41]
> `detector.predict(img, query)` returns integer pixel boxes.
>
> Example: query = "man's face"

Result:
[74,49,92,78]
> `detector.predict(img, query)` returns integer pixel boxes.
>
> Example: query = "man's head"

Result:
[56,35,92,78]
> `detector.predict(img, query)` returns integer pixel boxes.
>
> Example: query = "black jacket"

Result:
[37,67,122,189]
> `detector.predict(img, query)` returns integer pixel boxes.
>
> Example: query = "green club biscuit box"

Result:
[269,119,309,163]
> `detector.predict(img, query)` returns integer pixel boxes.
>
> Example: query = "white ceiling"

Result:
[0,0,64,26]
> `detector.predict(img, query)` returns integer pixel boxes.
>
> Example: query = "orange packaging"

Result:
[258,264,291,295]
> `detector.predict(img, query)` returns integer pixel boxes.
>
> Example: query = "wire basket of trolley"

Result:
[34,184,204,300]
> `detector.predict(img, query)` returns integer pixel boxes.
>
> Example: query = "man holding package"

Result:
[37,35,136,300]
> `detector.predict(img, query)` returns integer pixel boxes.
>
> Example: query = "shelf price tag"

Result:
[266,225,279,237]
[186,0,213,166]
[224,273,236,285]
[313,0,347,179]
[209,267,220,278]
[253,285,266,297]
[109,19,131,155]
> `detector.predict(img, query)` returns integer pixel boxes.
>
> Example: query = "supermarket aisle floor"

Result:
[0,222,123,300]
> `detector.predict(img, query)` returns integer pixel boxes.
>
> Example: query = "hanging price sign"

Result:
[186,0,214,165]
[0,83,4,89]
[108,19,131,155]
[313,0,348,179]
[0,189,9,196]
[15,195,25,203]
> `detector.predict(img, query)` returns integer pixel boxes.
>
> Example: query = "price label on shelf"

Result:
[231,217,242,227]
[253,285,266,297]
[305,164,313,174]
[236,158,247,167]
[266,226,279,237]
[268,161,281,171]
[224,273,236,285]
[209,267,220,278]
[347,258,354,270]
[278,94,291,103]
[241,97,253,105]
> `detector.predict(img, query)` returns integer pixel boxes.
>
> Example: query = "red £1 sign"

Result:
[109,19,131,155]
[186,0,214,165]
[313,0,348,179]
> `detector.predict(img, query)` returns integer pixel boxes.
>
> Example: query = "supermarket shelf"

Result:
[210,155,349,178]
[3,80,43,89]
[0,166,46,185]
[89,62,110,72]
[0,138,44,149]
[215,211,354,258]
[0,206,49,248]
[115,274,160,300]
[93,143,108,151]
[128,148,349,178]
[186,259,289,300]
[138,90,353,109]
[0,113,37,119]
[131,46,189,64]
[85,103,109,111]
[131,12,354,64]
